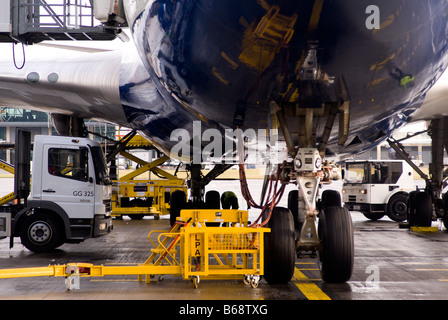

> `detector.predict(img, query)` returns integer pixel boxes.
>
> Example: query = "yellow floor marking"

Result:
[90,279,141,282]
[292,268,331,300]
[397,262,448,265]
[298,268,319,271]
[414,269,448,271]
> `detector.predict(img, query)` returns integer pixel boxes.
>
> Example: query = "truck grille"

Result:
[103,199,112,212]
[348,195,357,202]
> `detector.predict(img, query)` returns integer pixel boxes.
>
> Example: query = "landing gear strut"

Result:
[388,116,448,229]
[169,163,235,226]
[260,92,354,283]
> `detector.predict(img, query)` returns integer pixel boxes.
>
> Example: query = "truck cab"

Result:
[342,160,416,222]
[0,132,112,252]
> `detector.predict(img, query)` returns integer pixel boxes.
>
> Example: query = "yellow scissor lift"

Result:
[111,134,187,220]
[0,209,269,289]
[0,159,15,205]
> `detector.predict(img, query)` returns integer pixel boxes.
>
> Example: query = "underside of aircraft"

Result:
[2,0,448,284]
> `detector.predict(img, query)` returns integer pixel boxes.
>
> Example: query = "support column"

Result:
[429,118,445,198]
[189,164,203,205]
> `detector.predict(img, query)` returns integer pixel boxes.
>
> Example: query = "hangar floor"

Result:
[0,179,446,303]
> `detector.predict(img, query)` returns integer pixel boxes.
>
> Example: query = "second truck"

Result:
[342,160,418,222]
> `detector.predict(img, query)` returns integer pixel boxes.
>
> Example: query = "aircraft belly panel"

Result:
[0,0,443,160]
[120,0,448,159]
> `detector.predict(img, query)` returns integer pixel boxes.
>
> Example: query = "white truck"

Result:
[342,160,417,222]
[0,130,112,252]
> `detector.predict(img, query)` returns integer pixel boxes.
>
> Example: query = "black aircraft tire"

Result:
[170,190,186,226]
[205,190,221,226]
[287,190,300,231]
[221,191,239,209]
[318,206,354,283]
[442,193,448,229]
[321,190,342,208]
[205,190,220,209]
[407,190,418,226]
[263,207,296,284]
[414,191,432,227]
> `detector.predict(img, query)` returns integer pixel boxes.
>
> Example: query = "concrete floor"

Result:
[0,178,446,315]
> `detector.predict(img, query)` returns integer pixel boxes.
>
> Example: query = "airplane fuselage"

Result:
[120,0,448,158]
[0,1,448,162]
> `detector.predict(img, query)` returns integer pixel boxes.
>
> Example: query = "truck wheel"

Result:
[20,212,62,253]
[386,194,408,222]
[170,190,186,226]
[263,207,295,284]
[318,206,354,283]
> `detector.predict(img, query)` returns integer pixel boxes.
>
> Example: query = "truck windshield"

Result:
[344,163,368,184]
[90,146,109,185]
[344,161,403,184]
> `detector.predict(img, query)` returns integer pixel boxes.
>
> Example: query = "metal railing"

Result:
[6,0,116,43]
[20,0,98,30]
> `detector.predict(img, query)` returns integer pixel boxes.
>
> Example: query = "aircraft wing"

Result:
[411,69,448,122]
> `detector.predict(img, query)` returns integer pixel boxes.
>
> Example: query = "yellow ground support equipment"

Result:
[112,177,187,219]
[0,159,15,206]
[111,134,187,219]
[0,209,269,290]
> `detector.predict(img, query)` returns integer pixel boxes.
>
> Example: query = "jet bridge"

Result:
[0,0,126,44]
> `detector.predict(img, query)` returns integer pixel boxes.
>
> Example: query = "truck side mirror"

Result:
[89,177,94,183]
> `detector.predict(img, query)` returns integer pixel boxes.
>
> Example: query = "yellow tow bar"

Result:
[0,210,269,290]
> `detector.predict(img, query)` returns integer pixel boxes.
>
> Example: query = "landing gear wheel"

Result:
[318,206,354,283]
[205,190,220,226]
[263,207,295,284]
[386,194,408,222]
[442,192,448,229]
[321,190,342,208]
[170,190,186,226]
[407,190,418,226]
[221,191,239,209]
[205,190,220,209]
[287,190,301,233]
[414,191,432,227]
[20,212,62,253]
